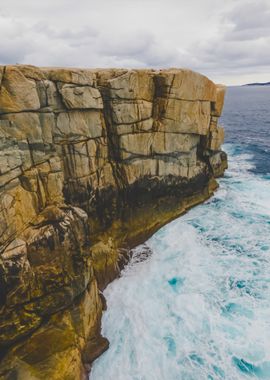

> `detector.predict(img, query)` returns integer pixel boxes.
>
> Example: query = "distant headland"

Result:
[243,82,270,86]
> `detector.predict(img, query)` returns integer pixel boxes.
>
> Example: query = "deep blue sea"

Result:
[91,86,270,380]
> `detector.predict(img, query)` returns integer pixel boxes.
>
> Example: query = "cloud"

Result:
[0,16,35,64]
[0,0,269,84]
[227,1,270,32]
[178,0,270,83]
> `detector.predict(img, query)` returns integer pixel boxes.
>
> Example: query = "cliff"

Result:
[0,65,227,379]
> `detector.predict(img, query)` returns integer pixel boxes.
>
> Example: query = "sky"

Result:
[0,0,269,85]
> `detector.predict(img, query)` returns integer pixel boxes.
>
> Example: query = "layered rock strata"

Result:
[0,65,227,379]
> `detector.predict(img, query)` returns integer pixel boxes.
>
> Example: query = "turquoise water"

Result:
[91,87,270,380]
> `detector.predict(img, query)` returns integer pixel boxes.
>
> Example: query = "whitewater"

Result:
[91,87,270,380]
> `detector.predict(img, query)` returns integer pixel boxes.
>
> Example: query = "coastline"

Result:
[0,65,227,379]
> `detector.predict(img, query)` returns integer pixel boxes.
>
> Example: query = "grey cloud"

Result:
[0,0,269,84]
[32,22,99,41]
[221,0,270,42]
[95,31,181,68]
[181,0,270,82]
[0,16,35,64]
[227,1,270,31]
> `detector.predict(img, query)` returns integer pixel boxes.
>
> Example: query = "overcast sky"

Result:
[0,0,269,85]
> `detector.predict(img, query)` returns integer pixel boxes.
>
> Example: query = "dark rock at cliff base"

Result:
[82,335,110,366]
[130,244,153,264]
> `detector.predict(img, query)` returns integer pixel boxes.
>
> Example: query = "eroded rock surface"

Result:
[0,65,227,379]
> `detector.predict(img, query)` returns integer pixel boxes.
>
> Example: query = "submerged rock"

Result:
[0,65,227,379]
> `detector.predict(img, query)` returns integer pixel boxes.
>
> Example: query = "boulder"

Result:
[208,126,225,151]
[41,67,96,86]
[211,85,226,117]
[55,111,104,143]
[111,99,152,124]
[119,132,199,159]
[155,98,211,135]
[155,69,217,101]
[60,85,103,110]
[0,66,40,113]
[108,70,154,101]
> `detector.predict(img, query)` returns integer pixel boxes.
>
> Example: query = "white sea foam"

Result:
[91,144,270,380]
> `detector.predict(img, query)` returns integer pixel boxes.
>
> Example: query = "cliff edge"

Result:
[0,65,227,379]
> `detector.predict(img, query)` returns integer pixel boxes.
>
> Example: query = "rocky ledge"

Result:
[0,65,227,379]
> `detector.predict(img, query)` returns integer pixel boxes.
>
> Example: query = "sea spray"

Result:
[91,144,270,380]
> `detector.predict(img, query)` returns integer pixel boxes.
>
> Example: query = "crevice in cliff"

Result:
[97,85,129,199]
[152,73,176,132]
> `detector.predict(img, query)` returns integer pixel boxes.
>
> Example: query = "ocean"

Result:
[91,86,270,380]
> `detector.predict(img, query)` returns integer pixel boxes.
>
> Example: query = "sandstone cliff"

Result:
[0,65,227,379]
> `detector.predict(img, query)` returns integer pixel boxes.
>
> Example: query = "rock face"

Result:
[0,65,227,379]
